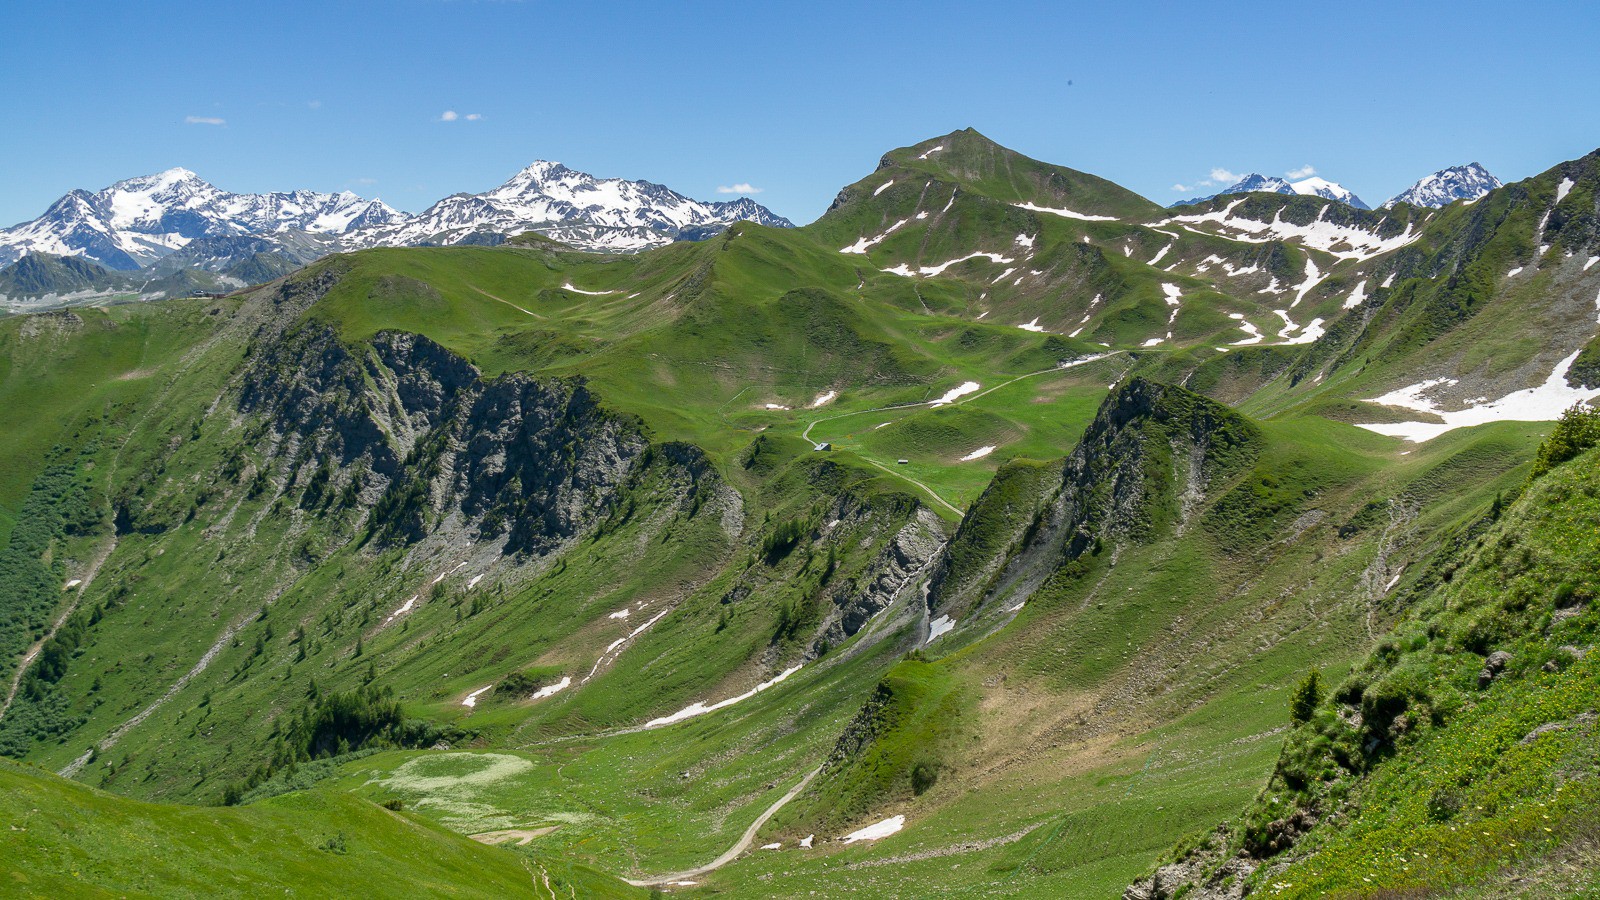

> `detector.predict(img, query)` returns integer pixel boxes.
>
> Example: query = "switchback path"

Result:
[622,765,823,887]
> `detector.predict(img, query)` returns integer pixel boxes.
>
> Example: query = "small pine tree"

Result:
[1289,668,1322,725]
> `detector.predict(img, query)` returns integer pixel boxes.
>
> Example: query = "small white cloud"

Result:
[185,115,226,126]
[465,113,482,121]
[354,177,377,185]
[308,99,323,109]
[1285,164,1316,180]
[1172,183,1195,193]
[716,183,762,194]
[439,110,459,121]
[1208,167,1241,184]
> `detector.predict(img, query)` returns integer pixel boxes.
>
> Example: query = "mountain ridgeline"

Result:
[1,128,1598,898]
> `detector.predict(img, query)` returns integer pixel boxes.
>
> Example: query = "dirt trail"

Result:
[798,352,1124,516]
[623,765,822,887]
[469,285,545,319]
[1,534,117,720]
[60,609,254,777]
[472,825,561,847]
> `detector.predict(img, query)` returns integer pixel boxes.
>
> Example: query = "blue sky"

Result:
[3,0,1597,226]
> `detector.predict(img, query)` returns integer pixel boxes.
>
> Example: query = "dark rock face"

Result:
[235,319,660,558]
[926,377,1263,622]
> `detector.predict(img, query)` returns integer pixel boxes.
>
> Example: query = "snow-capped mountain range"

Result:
[1383,162,1502,209]
[0,164,793,271]
[1176,163,1504,211]
[0,168,407,271]
[1175,173,1370,209]
[345,161,791,254]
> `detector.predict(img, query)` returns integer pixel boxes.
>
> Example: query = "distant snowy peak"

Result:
[1173,174,1295,207]
[354,161,793,252]
[0,162,794,268]
[0,169,403,270]
[1289,177,1370,209]
[1175,173,1369,209]
[1383,163,1501,209]
[1227,174,1297,196]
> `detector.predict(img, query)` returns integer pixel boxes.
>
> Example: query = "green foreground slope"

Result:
[0,757,642,898]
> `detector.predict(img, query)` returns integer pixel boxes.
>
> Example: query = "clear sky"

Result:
[3,0,1598,226]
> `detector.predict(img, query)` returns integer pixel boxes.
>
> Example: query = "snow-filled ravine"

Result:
[1355,350,1600,442]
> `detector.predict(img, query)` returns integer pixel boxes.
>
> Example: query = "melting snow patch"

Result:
[1291,257,1324,308]
[1015,233,1035,248]
[1014,202,1118,221]
[385,595,419,624]
[920,251,1014,277]
[917,145,944,159]
[562,283,616,296]
[1280,318,1325,345]
[1148,243,1174,266]
[1141,337,1164,347]
[882,263,915,277]
[760,843,782,851]
[1382,272,1396,288]
[1506,267,1524,278]
[959,446,995,462]
[930,382,980,406]
[462,686,493,708]
[466,574,484,591]
[644,665,804,728]
[1160,201,1417,262]
[1557,177,1575,203]
[530,676,571,700]
[874,180,895,196]
[64,579,83,590]
[843,218,910,254]
[800,835,815,849]
[1586,257,1599,271]
[1343,278,1369,310]
[1231,319,1263,345]
[432,563,466,585]
[607,608,631,620]
[1018,317,1045,332]
[1162,283,1181,305]
[811,390,837,408]
[841,815,906,844]
[764,403,790,410]
[928,614,956,642]
[1355,351,1600,442]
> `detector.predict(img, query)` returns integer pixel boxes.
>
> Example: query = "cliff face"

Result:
[232,323,665,558]
[926,377,1263,625]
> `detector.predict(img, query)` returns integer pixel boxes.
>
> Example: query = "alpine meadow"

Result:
[4,4,1600,898]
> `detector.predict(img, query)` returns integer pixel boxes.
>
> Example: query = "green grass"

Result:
[0,756,639,898]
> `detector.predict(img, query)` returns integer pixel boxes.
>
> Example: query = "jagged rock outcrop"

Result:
[227,319,688,560]
[926,377,1262,623]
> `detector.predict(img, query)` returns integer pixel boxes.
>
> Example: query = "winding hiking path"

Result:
[0,535,118,720]
[623,765,822,887]
[798,352,1123,516]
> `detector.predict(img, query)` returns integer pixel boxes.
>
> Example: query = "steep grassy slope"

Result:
[0,757,640,898]
[1128,412,1600,899]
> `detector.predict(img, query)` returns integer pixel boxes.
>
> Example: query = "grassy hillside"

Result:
[0,134,1596,898]
[0,757,641,898]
